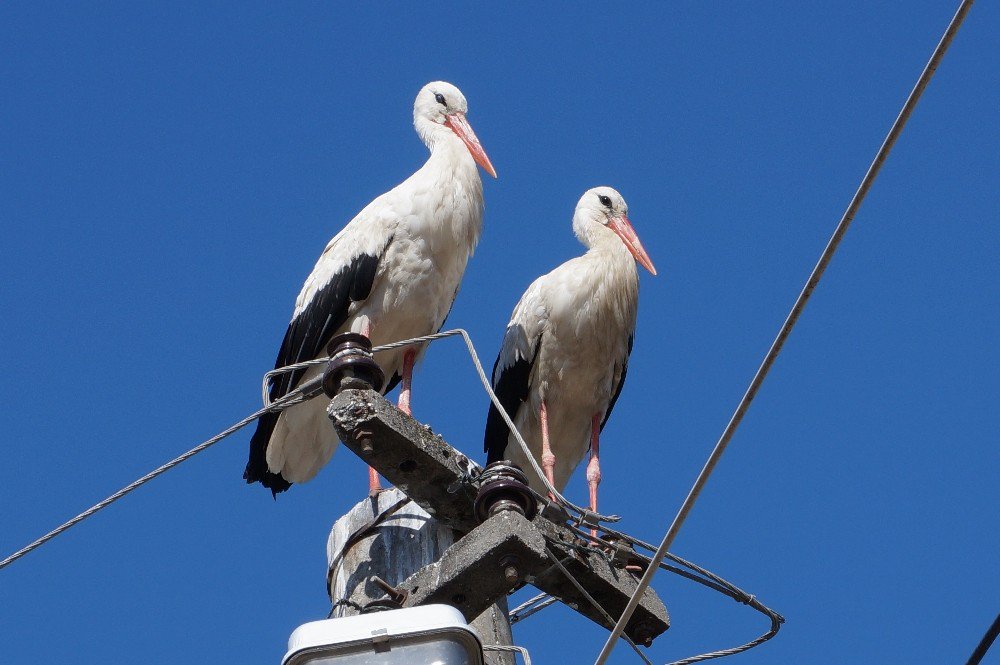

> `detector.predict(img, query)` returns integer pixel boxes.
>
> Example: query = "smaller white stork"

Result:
[484,187,656,518]
[245,81,496,496]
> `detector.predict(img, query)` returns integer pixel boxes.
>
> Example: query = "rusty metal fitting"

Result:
[500,554,522,585]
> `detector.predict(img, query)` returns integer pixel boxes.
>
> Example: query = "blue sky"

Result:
[2,2,997,663]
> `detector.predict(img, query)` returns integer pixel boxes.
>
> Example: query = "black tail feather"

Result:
[244,411,292,497]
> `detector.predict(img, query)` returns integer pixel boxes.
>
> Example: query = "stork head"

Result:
[414,81,497,178]
[574,187,657,275]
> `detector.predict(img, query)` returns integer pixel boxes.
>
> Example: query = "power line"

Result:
[546,533,779,664]
[0,331,470,569]
[264,328,623,525]
[0,333,444,570]
[966,613,1000,665]
[594,1,977,661]
[4,313,783,663]
[0,383,316,571]
[509,593,558,624]
[0,327,611,572]
[561,525,783,663]
[543,546,654,665]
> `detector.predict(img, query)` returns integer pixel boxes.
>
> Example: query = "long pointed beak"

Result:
[609,214,657,275]
[444,112,498,178]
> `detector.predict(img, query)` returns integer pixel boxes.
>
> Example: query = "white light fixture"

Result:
[282,605,484,665]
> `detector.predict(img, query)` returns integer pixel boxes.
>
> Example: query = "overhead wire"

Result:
[3,291,782,662]
[1,8,975,664]
[7,3,961,634]
[551,525,781,664]
[0,327,610,571]
[4,291,784,662]
[509,593,558,625]
[0,385,312,571]
[966,613,1000,665]
[542,546,654,665]
[593,1,977,661]
[573,522,783,619]
[264,328,622,524]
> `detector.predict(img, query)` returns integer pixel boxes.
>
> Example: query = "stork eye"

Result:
[598,194,612,208]
[434,93,446,106]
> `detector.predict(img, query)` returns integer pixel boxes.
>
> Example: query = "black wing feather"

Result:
[484,326,540,463]
[244,246,385,495]
[383,371,402,396]
[601,333,633,431]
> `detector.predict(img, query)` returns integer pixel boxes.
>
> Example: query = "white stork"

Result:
[484,187,655,518]
[245,81,496,496]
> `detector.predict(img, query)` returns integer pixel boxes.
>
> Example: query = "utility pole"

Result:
[315,334,670,663]
[328,489,516,665]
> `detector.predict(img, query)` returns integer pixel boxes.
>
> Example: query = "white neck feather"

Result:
[573,215,636,276]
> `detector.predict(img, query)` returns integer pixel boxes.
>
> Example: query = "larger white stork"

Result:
[246,81,497,496]
[484,187,655,516]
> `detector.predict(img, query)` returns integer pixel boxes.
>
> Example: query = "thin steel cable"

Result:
[264,328,621,523]
[1,328,611,571]
[390,330,619,522]
[568,523,770,607]
[594,2,975,661]
[509,593,558,625]
[509,597,559,625]
[543,546,654,665]
[396,330,620,522]
[262,331,469,406]
[966,613,1000,665]
[588,522,780,612]
[509,592,550,616]
[483,644,533,665]
[664,612,782,665]
[635,552,783,665]
[552,525,783,663]
[0,377,323,571]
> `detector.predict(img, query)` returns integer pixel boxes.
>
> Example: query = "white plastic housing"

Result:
[282,604,483,665]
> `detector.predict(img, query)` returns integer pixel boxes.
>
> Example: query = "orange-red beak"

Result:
[444,112,498,178]
[609,214,657,275]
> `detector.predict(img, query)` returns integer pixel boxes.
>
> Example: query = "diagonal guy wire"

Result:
[594,1,977,662]
[543,546,654,665]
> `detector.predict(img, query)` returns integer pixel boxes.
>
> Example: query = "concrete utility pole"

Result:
[316,333,669,664]
[328,489,516,665]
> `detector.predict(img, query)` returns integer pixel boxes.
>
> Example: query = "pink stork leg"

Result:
[367,464,382,494]
[586,414,602,537]
[397,348,417,416]
[540,400,556,500]
[358,316,382,494]
[377,348,417,494]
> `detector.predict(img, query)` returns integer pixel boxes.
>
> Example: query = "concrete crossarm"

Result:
[326,388,669,646]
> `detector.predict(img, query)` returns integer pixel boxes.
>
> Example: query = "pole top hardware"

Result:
[324,333,386,397]
[475,461,538,523]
